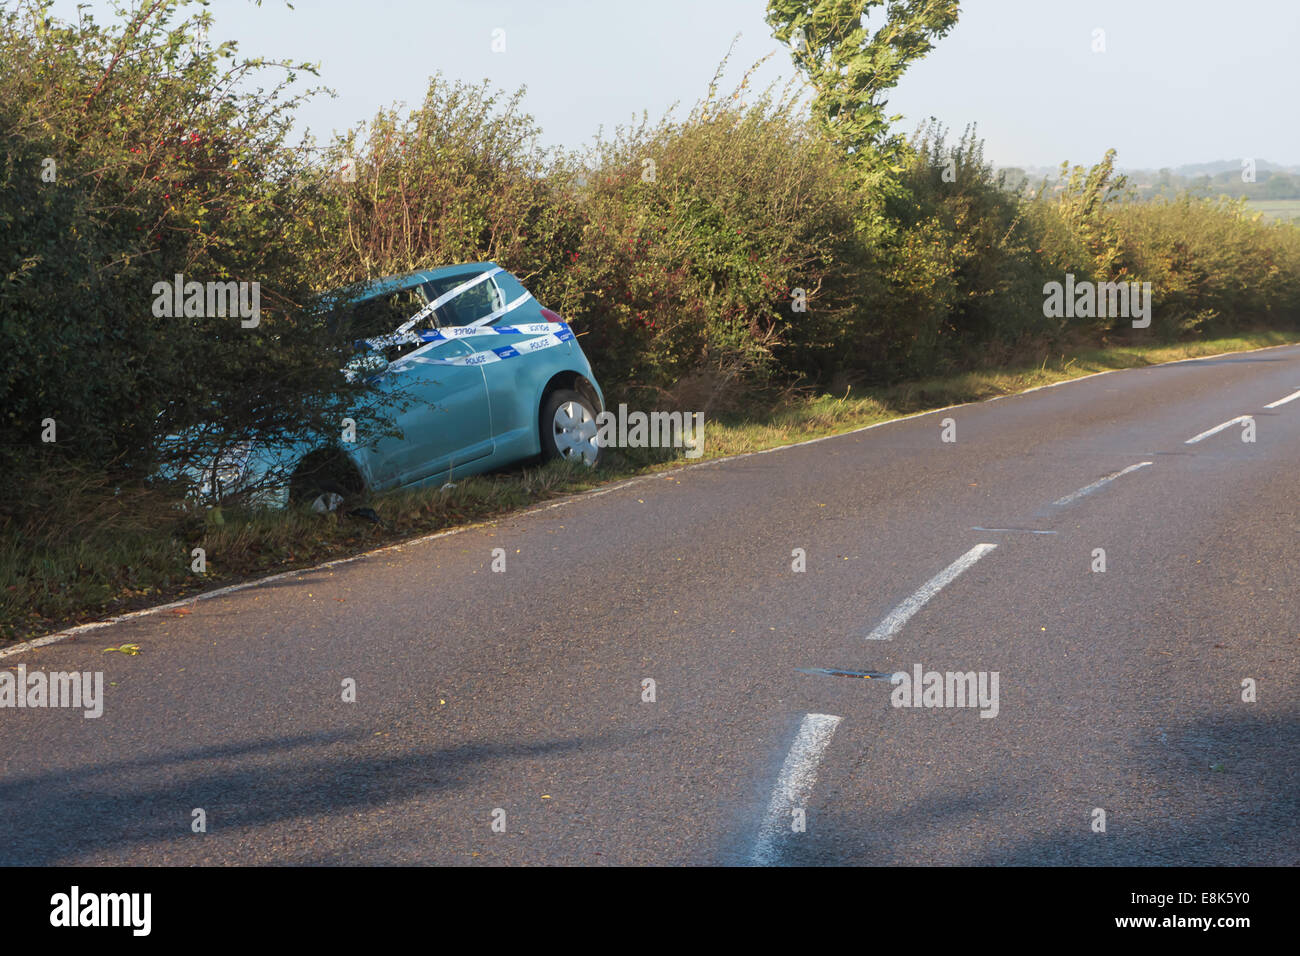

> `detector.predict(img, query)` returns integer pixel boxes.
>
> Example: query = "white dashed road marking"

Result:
[864,543,998,641]
[1264,389,1300,409]
[1051,462,1153,506]
[1185,416,1253,444]
[750,713,842,866]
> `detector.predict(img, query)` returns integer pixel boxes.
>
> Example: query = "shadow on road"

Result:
[780,706,1299,866]
[0,727,645,865]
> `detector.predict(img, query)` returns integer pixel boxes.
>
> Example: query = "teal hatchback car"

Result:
[195,263,604,512]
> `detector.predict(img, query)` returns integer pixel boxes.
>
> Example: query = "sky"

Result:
[40,0,1300,170]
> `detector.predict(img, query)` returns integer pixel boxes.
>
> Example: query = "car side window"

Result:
[421,274,505,328]
[334,288,428,362]
[492,271,526,304]
[334,291,408,338]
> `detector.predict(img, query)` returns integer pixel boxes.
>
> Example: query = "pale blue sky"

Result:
[44,0,1300,169]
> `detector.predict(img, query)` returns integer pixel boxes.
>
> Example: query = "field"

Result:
[1245,199,1300,222]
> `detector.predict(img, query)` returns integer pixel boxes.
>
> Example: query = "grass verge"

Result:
[3,329,1295,645]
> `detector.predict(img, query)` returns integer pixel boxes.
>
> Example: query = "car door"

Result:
[376,339,494,485]
[473,270,559,447]
[383,269,517,481]
[344,282,495,486]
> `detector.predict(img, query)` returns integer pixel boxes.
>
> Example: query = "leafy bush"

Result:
[306,68,866,400]
[1109,198,1300,335]
[306,80,574,292]
[542,73,866,396]
[0,0,372,512]
[877,122,1058,377]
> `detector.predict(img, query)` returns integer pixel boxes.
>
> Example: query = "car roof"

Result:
[320,262,501,309]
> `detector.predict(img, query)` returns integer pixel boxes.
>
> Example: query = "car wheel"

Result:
[306,486,346,513]
[293,477,348,514]
[541,389,601,466]
[290,453,362,513]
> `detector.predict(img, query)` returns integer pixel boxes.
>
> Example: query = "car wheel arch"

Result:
[538,371,602,422]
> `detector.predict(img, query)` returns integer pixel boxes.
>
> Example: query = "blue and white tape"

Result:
[388,322,575,370]
[353,266,574,372]
[368,319,562,352]
[392,266,504,335]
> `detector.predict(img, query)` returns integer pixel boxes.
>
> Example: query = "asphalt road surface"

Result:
[3,344,1298,866]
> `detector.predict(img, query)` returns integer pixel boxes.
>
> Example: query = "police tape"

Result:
[392,266,503,336]
[388,322,575,370]
[367,319,560,352]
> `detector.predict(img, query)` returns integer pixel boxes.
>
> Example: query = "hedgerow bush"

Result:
[305,80,575,293]
[0,0,373,512]
[877,122,1058,378]
[1108,197,1300,335]
[543,77,868,397]
[307,70,867,400]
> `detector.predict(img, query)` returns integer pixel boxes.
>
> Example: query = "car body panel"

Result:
[367,338,494,488]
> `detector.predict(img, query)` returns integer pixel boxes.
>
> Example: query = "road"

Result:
[3,344,1298,865]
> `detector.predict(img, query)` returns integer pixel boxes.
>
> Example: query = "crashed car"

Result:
[186,262,604,512]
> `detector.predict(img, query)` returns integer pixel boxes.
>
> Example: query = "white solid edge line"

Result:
[749,713,842,866]
[1141,342,1298,366]
[7,341,1298,660]
[864,543,998,642]
[1184,415,1253,444]
[1264,388,1300,409]
[1051,461,1153,507]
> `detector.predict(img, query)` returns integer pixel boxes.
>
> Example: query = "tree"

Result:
[765,0,961,161]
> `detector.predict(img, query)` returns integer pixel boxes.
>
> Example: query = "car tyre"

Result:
[540,389,601,466]
[290,453,362,513]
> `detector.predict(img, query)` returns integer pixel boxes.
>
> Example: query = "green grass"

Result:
[3,328,1296,644]
[700,330,1299,456]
